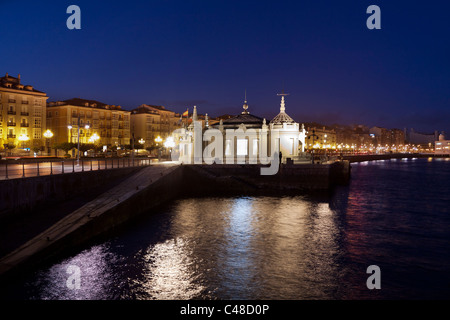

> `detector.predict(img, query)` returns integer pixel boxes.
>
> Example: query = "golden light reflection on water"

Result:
[29,196,345,300]
[135,237,205,300]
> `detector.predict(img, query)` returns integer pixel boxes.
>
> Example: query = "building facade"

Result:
[130,104,183,149]
[130,105,161,149]
[175,94,307,164]
[435,133,450,155]
[305,126,337,150]
[46,98,131,148]
[0,73,48,153]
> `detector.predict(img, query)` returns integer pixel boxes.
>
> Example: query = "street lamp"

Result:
[307,129,319,164]
[89,132,100,143]
[155,136,162,161]
[84,124,90,143]
[164,137,175,160]
[67,125,73,143]
[138,138,145,156]
[43,129,53,156]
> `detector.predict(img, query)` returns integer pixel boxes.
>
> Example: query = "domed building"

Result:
[173,92,307,164]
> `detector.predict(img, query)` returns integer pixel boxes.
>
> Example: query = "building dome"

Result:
[270,94,296,125]
[217,97,264,129]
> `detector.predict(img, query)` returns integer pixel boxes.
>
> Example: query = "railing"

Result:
[0,157,154,180]
[7,122,16,127]
[20,112,29,116]
[7,111,16,115]
[20,123,29,127]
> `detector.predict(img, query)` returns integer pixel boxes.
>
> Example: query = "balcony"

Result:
[22,101,29,105]
[20,123,29,127]
[7,122,16,127]
[7,134,16,139]
[8,99,16,103]
[7,110,16,115]
[20,112,29,116]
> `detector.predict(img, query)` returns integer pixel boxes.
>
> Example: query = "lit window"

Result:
[237,139,248,156]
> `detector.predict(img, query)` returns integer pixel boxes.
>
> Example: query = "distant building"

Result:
[305,126,336,149]
[405,128,439,145]
[0,73,48,153]
[130,104,183,147]
[130,105,161,149]
[370,126,405,146]
[47,98,131,148]
[435,133,450,155]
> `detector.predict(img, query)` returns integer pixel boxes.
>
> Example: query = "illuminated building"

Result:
[435,133,450,155]
[131,104,182,142]
[175,93,307,164]
[46,98,131,147]
[306,126,336,150]
[0,73,48,153]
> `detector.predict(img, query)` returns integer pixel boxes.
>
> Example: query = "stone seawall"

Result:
[181,161,350,196]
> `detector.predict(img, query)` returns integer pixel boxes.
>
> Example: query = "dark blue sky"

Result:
[1,0,449,134]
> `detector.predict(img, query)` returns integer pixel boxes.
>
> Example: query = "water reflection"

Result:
[29,244,120,300]
[133,238,205,300]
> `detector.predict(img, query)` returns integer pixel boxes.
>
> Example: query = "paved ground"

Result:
[0,158,153,180]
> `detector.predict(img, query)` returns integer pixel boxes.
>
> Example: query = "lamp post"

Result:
[89,132,100,157]
[68,125,73,143]
[155,136,162,161]
[43,129,53,156]
[164,137,175,161]
[138,138,145,156]
[307,129,319,164]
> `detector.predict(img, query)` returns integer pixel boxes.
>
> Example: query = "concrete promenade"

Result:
[0,163,179,280]
[0,157,152,180]
[342,153,447,163]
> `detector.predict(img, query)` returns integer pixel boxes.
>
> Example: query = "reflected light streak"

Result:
[137,238,204,300]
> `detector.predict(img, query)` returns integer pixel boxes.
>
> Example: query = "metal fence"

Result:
[0,157,153,180]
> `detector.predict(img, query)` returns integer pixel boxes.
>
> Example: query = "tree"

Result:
[56,142,76,156]
[5,143,16,156]
[32,139,43,154]
[79,143,95,153]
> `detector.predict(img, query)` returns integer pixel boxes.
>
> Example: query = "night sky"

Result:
[1,0,449,134]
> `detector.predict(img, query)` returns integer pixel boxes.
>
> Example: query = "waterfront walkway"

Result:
[0,163,178,279]
[0,158,153,180]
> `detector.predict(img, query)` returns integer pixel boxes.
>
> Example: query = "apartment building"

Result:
[0,73,48,152]
[46,98,131,147]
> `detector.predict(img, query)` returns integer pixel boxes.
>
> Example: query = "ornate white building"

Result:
[172,93,307,164]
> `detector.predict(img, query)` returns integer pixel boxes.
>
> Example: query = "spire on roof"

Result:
[192,105,198,121]
[242,89,249,114]
[270,91,295,125]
